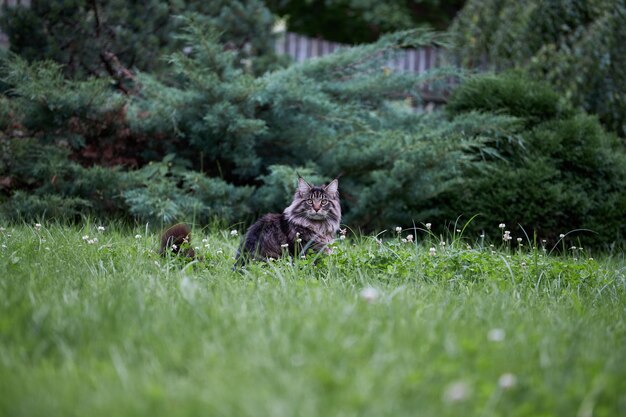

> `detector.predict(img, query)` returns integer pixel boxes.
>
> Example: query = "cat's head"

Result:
[284,176,341,225]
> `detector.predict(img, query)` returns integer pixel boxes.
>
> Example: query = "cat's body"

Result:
[234,177,340,266]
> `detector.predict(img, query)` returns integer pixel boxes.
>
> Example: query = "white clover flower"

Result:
[360,287,379,303]
[281,243,289,248]
[429,247,436,256]
[559,233,565,238]
[521,262,527,268]
[480,234,485,238]
[407,234,413,242]
[516,237,522,243]
[135,234,142,239]
[82,235,90,241]
[201,238,209,243]
[498,373,517,390]
[395,226,402,233]
[425,223,432,230]
[570,246,577,250]
[439,241,446,247]
[339,235,345,240]
[488,328,505,342]
[171,244,178,250]
[443,381,470,403]
[34,223,42,230]
[401,238,407,243]
[216,249,223,255]
[97,226,105,232]
[456,229,461,233]
[499,223,506,229]
[230,230,238,237]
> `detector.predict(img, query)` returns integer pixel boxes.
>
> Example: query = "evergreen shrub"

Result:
[442,72,626,245]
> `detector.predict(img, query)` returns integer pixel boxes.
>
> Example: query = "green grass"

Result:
[1,223,625,417]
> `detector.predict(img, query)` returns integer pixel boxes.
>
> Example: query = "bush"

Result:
[450,0,626,136]
[442,72,626,245]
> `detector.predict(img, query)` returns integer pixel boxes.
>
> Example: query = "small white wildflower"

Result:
[498,373,517,390]
[589,257,594,261]
[542,239,547,244]
[516,237,522,243]
[429,247,436,256]
[300,255,306,259]
[268,257,275,262]
[570,246,577,250]
[395,226,402,233]
[488,328,505,342]
[230,230,238,237]
[456,229,461,233]
[360,287,379,303]
[339,235,345,240]
[439,241,446,246]
[135,234,142,239]
[443,381,470,403]
[34,223,42,230]
[97,226,105,232]
[281,243,289,248]
[499,223,505,229]
[479,234,485,238]
[521,262,527,268]
[401,238,407,243]
[559,233,565,238]
[216,249,223,255]
[82,235,90,241]
[171,244,178,250]
[201,238,209,243]
[406,234,413,242]
[425,223,432,230]
[296,232,301,238]
[489,244,494,248]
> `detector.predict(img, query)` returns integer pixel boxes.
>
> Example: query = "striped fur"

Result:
[234,177,341,266]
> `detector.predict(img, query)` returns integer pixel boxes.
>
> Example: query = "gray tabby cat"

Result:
[234,176,341,266]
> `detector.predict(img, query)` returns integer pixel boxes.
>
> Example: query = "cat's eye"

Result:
[321,199,328,205]
[306,199,313,205]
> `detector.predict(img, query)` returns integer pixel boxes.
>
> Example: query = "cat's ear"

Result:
[297,176,312,195]
[325,179,339,195]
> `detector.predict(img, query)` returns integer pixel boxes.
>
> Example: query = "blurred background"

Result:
[0,0,624,246]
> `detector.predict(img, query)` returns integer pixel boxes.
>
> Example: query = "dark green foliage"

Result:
[0,0,283,80]
[267,0,466,43]
[122,157,253,226]
[443,72,626,245]
[445,71,574,124]
[450,0,626,136]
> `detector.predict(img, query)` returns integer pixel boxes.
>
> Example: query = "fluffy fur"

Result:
[235,177,341,266]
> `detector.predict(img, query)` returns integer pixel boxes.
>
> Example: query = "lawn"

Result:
[1,223,625,417]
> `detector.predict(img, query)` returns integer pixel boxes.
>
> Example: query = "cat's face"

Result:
[292,178,340,222]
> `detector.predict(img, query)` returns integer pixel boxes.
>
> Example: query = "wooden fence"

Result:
[275,31,445,75]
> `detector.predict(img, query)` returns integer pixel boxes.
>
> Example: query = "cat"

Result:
[159,223,195,258]
[234,176,341,267]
